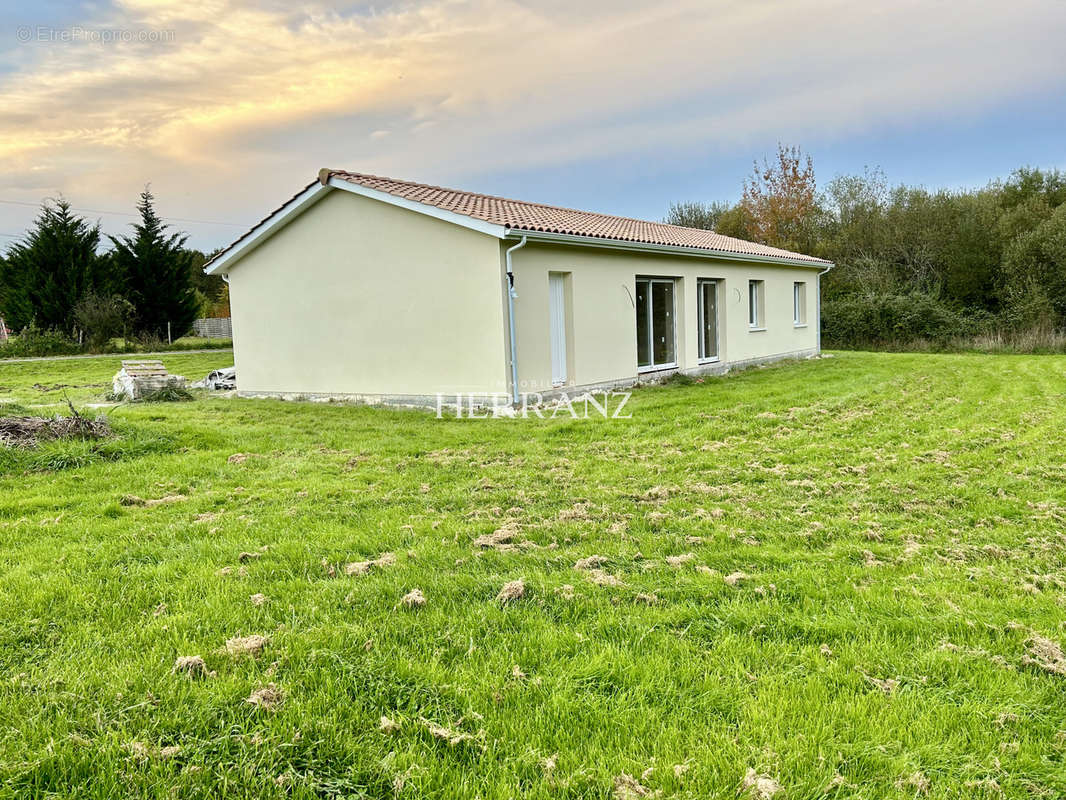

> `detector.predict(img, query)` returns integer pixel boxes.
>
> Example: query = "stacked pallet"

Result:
[112,360,186,400]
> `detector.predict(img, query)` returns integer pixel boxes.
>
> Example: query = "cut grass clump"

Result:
[135,386,195,403]
[2,350,1066,797]
[0,421,179,474]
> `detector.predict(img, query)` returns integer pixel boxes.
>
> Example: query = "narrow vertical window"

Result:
[793,282,807,325]
[748,280,764,329]
[698,279,719,361]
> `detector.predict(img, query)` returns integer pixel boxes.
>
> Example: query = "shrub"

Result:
[822,292,990,349]
[0,323,83,358]
[72,293,134,351]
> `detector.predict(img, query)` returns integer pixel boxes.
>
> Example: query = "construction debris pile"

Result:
[192,366,236,391]
[112,360,186,400]
[0,410,111,449]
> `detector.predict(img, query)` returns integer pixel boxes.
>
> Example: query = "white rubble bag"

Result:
[112,360,186,400]
[191,366,236,390]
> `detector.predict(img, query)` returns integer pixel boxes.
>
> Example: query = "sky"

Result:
[1,0,1065,252]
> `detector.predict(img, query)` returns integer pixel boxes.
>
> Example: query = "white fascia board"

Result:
[327,177,508,239]
[203,182,331,275]
[506,229,833,269]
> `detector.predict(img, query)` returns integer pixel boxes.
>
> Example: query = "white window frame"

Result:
[636,277,678,372]
[697,278,720,363]
[748,280,765,331]
[793,281,807,327]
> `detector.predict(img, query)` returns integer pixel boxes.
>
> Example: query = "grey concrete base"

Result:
[237,347,822,410]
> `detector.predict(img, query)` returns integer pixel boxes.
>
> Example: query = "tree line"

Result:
[0,188,227,351]
[668,146,1066,350]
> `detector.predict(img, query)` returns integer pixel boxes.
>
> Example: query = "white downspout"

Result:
[816,263,833,354]
[504,236,528,405]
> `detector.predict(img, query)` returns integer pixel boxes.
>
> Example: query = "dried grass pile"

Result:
[0,406,111,449]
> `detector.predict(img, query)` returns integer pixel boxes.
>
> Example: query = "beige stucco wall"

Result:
[506,242,822,394]
[226,189,508,397]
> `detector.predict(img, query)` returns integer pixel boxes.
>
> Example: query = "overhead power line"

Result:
[0,198,248,228]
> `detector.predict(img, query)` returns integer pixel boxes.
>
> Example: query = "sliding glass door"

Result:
[635,278,676,370]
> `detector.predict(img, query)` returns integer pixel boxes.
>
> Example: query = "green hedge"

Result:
[822,292,993,348]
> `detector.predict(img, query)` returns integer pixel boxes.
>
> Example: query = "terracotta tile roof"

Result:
[326,170,831,265]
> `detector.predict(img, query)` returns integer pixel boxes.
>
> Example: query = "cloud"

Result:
[1,0,1064,245]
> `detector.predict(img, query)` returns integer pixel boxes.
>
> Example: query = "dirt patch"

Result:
[474,522,534,551]
[173,655,215,679]
[33,382,106,393]
[1022,635,1066,676]
[120,493,187,507]
[225,634,269,658]
[740,769,782,799]
[895,772,930,795]
[638,485,672,503]
[586,569,624,587]
[399,588,426,609]
[345,551,396,576]
[496,578,526,604]
[613,773,650,799]
[574,555,608,570]
[559,502,596,521]
[0,411,111,448]
[227,453,258,464]
[724,571,749,586]
[250,593,268,606]
[126,741,181,760]
[379,716,401,734]
[245,684,284,711]
[862,550,884,566]
[665,553,696,568]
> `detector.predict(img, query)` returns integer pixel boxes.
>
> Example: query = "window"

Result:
[635,278,676,370]
[697,279,719,361]
[793,282,807,326]
[748,280,764,329]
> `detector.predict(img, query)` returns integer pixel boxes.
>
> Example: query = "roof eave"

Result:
[203,180,328,275]
[503,228,833,268]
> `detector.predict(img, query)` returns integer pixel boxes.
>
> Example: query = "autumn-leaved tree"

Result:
[740,144,818,253]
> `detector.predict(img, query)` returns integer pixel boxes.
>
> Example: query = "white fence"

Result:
[191,317,232,339]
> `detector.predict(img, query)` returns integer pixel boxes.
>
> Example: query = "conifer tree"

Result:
[0,199,102,331]
[110,187,199,339]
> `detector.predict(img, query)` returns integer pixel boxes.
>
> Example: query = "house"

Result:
[204,170,833,405]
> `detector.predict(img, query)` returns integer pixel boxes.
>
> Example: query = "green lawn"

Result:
[0,351,1064,799]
